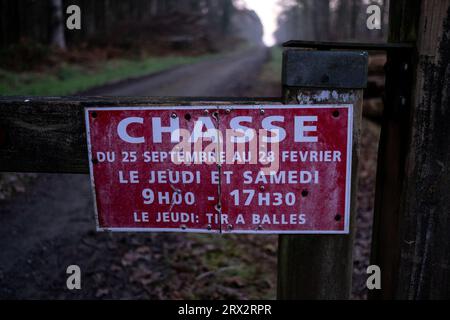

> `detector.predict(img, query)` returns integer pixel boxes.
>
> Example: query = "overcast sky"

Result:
[237,0,283,46]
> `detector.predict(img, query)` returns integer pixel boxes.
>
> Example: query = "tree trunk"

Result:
[49,0,66,49]
[350,0,360,39]
[221,0,233,35]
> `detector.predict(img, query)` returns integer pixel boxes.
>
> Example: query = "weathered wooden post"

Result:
[277,48,367,299]
[0,97,280,173]
[370,0,450,299]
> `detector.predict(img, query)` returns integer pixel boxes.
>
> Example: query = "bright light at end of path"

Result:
[236,0,283,47]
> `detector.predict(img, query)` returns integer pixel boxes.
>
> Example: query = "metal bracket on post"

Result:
[368,45,414,300]
[283,50,368,89]
[278,45,368,300]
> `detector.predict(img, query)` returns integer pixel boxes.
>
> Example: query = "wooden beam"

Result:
[0,97,280,173]
[396,0,450,299]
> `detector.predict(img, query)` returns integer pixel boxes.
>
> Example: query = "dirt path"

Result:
[0,46,275,299]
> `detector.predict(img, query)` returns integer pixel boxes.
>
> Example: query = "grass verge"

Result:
[249,46,282,97]
[0,54,215,96]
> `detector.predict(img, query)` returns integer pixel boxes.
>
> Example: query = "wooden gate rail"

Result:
[0,97,281,174]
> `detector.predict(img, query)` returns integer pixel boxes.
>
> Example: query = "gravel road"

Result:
[84,47,268,97]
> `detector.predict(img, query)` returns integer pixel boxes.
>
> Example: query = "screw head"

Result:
[259,185,265,191]
[171,113,177,119]
[204,109,209,115]
[227,224,233,231]
[260,109,265,115]
[225,108,231,114]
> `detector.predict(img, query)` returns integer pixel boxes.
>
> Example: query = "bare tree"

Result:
[312,0,330,40]
[50,0,66,49]
[350,0,361,39]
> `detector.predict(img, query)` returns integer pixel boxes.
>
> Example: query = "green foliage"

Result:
[0,55,214,96]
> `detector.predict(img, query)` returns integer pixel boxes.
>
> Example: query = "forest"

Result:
[0,0,261,50]
[275,0,388,43]
[5,0,448,303]
[0,0,388,49]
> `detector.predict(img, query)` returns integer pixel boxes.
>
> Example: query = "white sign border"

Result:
[85,104,353,235]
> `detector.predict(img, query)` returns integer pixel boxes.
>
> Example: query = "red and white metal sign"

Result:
[85,105,353,234]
